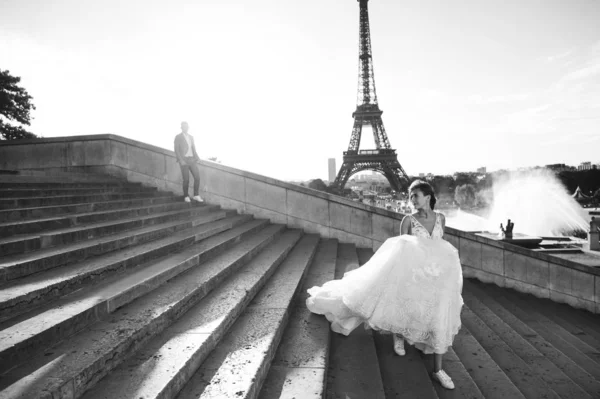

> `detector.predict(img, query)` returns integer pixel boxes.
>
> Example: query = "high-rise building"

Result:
[477,167,487,174]
[578,162,592,171]
[328,158,336,182]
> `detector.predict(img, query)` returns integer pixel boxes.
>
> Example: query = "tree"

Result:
[454,184,477,208]
[0,69,37,140]
[308,178,328,192]
[453,172,478,187]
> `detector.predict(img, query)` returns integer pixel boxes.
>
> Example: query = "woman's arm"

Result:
[400,215,411,235]
[440,213,446,238]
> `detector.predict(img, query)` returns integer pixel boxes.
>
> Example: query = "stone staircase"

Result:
[0,175,599,399]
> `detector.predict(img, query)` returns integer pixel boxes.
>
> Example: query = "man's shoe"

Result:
[393,334,405,356]
[433,370,455,390]
[192,195,204,203]
[184,196,191,203]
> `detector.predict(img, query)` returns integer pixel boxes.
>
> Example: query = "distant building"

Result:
[477,167,486,174]
[328,158,336,182]
[419,173,425,178]
[545,163,572,172]
[578,162,593,171]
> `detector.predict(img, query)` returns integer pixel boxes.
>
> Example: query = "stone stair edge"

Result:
[81,230,306,399]
[0,198,206,230]
[464,279,600,398]
[0,209,237,284]
[0,186,158,198]
[462,283,593,399]
[0,222,286,377]
[0,203,221,246]
[0,225,295,399]
[0,190,171,210]
[0,212,250,319]
[173,232,318,399]
[259,238,339,399]
[0,194,180,223]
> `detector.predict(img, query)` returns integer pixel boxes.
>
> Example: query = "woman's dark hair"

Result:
[408,180,437,210]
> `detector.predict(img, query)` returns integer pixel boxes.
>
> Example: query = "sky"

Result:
[1,0,600,181]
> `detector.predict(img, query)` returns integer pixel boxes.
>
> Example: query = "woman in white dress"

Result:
[306,180,463,390]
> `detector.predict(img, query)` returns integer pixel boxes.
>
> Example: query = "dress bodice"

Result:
[410,212,444,239]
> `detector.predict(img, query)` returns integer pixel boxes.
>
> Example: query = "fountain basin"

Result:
[475,232,543,249]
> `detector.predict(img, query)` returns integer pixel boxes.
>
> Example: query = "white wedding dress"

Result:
[306,212,463,354]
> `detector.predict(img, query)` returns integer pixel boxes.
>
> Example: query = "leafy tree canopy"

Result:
[454,184,477,209]
[0,69,37,140]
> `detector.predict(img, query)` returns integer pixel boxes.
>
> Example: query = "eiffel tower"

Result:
[332,0,409,193]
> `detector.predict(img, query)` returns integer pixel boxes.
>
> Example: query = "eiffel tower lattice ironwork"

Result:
[332,0,409,192]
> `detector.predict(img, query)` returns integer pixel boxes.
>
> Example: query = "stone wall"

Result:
[445,230,600,314]
[1,134,598,313]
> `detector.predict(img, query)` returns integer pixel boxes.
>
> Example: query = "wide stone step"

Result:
[0,190,168,210]
[0,182,143,189]
[0,199,198,237]
[373,334,438,399]
[0,203,220,255]
[0,194,178,223]
[0,208,232,285]
[421,347,485,399]
[173,233,317,399]
[326,243,385,399]
[460,305,559,399]
[463,283,592,399]
[0,186,157,198]
[484,284,600,380]
[514,289,600,355]
[0,213,251,321]
[499,287,600,365]
[83,231,313,399]
[258,239,338,399]
[464,279,600,398]
[0,172,125,183]
[0,225,288,399]
[453,318,525,399]
[0,219,275,372]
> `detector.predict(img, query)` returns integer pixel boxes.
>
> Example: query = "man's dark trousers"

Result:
[180,157,200,197]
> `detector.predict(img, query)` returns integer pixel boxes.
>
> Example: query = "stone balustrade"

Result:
[1,134,598,313]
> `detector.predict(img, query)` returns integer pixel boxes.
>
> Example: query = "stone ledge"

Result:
[1,134,406,222]
[453,231,600,277]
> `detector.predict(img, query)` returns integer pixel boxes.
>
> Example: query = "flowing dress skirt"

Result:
[306,235,463,354]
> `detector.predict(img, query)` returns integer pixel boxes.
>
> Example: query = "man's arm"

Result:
[174,136,185,164]
[191,136,200,162]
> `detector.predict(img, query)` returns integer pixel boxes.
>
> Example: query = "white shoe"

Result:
[433,370,455,390]
[393,334,405,356]
[184,196,191,203]
[192,195,204,203]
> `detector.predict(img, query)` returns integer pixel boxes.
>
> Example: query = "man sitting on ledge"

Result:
[174,121,203,203]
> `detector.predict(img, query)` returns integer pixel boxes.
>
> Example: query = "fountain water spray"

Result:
[447,169,589,237]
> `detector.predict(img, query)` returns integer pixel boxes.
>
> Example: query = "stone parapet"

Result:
[1,134,598,313]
